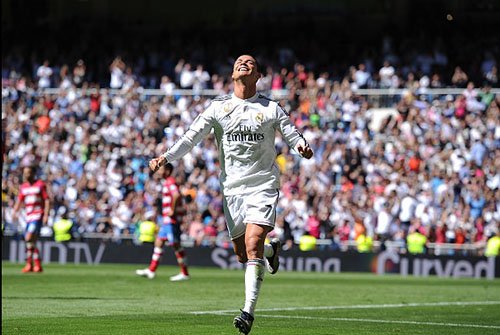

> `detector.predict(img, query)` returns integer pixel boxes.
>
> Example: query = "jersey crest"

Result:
[223,102,233,114]
[255,112,264,123]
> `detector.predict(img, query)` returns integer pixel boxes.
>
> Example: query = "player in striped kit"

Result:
[136,162,190,281]
[149,55,313,334]
[13,165,50,273]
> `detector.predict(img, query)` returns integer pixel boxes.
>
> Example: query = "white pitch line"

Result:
[191,300,500,315]
[254,314,500,330]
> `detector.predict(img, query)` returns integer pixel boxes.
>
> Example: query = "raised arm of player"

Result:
[275,105,313,159]
[149,106,215,173]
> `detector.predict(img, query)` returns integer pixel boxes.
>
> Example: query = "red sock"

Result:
[33,248,42,268]
[149,247,163,272]
[174,246,189,276]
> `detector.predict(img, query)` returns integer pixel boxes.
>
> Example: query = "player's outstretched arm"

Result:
[150,103,216,172]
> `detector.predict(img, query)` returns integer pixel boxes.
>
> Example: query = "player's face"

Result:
[23,167,34,181]
[232,55,260,82]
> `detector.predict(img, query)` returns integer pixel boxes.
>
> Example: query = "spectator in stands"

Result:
[354,63,370,89]
[466,189,486,221]
[36,60,53,89]
[463,82,486,114]
[399,190,417,233]
[485,65,498,86]
[72,59,86,87]
[179,62,195,89]
[188,212,205,246]
[379,60,395,88]
[193,64,211,92]
[121,67,137,92]
[451,66,468,88]
[430,73,443,88]
[160,75,176,95]
[481,51,497,78]
[375,201,391,251]
[109,56,126,89]
[2,49,498,257]
[58,64,72,89]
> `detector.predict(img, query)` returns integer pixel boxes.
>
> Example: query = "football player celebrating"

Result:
[149,55,313,334]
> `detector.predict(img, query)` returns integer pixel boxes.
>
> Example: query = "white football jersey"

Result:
[162,93,308,195]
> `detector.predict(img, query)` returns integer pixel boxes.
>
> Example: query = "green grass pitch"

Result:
[2,262,500,334]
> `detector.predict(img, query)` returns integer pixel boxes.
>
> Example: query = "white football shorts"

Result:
[223,188,279,240]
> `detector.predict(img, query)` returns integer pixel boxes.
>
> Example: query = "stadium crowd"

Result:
[2,35,499,254]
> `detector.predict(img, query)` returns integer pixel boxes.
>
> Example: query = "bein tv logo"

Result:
[9,240,105,265]
[376,250,496,279]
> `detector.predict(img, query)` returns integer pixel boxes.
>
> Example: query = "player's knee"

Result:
[245,234,260,250]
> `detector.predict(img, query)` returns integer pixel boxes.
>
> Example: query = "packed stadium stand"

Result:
[2,0,499,255]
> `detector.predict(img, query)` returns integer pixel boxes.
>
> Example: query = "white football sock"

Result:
[264,244,274,258]
[243,258,265,316]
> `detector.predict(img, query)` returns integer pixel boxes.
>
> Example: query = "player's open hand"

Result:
[297,143,313,159]
[149,156,167,173]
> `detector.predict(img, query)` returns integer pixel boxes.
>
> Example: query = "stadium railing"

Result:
[37,86,500,110]
[40,87,500,99]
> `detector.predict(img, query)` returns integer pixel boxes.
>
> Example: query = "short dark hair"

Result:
[165,162,174,171]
